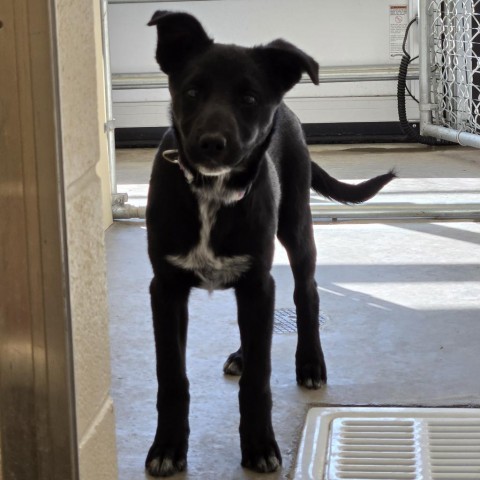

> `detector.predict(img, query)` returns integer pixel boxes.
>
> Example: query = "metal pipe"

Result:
[101,0,117,195]
[111,201,480,222]
[311,203,480,223]
[319,64,419,83]
[110,0,215,3]
[422,124,480,148]
[103,0,143,219]
[112,203,147,219]
[111,65,420,90]
[111,192,146,219]
[418,0,433,134]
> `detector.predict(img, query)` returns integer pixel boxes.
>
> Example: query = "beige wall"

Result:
[55,0,117,478]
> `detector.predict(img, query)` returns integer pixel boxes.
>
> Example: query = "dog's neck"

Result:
[164,124,275,204]
[162,147,250,204]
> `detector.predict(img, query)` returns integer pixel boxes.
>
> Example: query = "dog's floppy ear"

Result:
[254,39,319,94]
[147,11,213,74]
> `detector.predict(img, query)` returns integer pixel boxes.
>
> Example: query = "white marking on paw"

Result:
[254,455,280,473]
[223,360,242,376]
[267,455,280,471]
[147,456,181,477]
[159,458,174,476]
[147,458,162,476]
[304,378,313,389]
[257,458,267,472]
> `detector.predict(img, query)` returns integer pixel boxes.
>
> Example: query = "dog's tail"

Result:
[311,162,396,204]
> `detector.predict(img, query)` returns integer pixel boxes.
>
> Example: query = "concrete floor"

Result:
[107,144,480,479]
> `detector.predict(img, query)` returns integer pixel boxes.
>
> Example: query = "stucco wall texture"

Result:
[55,0,118,477]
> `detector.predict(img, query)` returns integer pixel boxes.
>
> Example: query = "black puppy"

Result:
[145,11,395,477]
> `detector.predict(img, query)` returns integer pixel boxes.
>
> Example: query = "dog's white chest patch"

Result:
[166,180,251,291]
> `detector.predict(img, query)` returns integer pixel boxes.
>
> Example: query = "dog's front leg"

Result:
[235,272,282,473]
[146,276,191,478]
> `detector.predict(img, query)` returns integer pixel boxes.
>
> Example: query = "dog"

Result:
[145,11,395,477]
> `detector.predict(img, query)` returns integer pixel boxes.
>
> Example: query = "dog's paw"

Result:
[241,440,282,473]
[296,360,327,390]
[223,350,243,376]
[146,456,186,477]
[145,445,187,477]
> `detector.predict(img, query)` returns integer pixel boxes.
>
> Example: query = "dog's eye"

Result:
[242,94,257,105]
[186,88,199,98]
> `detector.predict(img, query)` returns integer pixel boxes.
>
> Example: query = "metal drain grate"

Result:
[329,418,417,479]
[273,308,327,334]
[294,407,480,480]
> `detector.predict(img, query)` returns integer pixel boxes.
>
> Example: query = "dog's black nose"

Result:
[199,133,227,157]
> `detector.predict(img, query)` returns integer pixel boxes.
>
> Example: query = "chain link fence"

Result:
[420,0,480,146]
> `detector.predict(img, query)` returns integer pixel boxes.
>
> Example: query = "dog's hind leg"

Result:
[235,271,282,472]
[145,275,191,477]
[277,209,327,389]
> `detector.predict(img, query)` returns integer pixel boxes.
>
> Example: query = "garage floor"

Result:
[106,144,480,479]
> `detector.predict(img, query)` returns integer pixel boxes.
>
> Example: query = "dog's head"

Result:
[148,11,319,177]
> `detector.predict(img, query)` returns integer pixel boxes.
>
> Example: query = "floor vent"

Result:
[294,407,480,480]
[273,308,327,334]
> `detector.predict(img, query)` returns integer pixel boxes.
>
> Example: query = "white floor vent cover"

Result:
[294,407,480,480]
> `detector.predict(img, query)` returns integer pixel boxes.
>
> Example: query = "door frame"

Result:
[0,0,79,478]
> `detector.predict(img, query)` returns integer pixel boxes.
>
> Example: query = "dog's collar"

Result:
[162,149,181,163]
[162,149,194,184]
[162,148,250,202]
